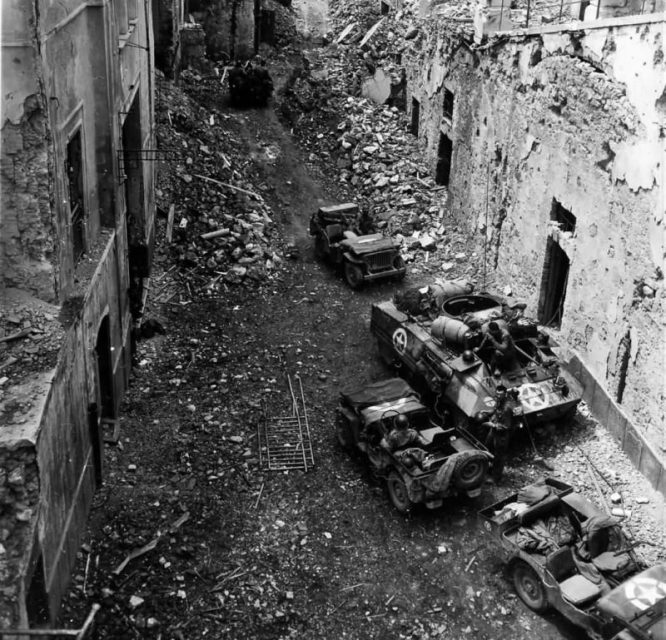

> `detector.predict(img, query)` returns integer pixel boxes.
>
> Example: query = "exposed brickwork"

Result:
[1,95,56,302]
[0,446,39,628]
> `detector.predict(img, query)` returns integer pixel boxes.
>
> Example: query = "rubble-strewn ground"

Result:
[60,3,665,639]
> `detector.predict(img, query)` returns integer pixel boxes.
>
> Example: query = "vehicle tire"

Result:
[452,453,489,491]
[336,414,354,451]
[512,561,549,613]
[386,470,412,513]
[394,256,406,280]
[560,405,578,424]
[344,262,364,289]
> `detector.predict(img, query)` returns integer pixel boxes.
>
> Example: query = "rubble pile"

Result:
[0,292,63,388]
[0,447,39,628]
[275,3,482,280]
[154,72,285,292]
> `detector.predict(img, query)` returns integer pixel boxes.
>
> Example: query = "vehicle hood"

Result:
[597,564,666,639]
[340,378,418,410]
[341,234,396,255]
[513,378,576,416]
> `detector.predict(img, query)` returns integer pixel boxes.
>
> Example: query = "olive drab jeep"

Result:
[336,378,492,513]
[480,478,665,640]
[309,203,406,289]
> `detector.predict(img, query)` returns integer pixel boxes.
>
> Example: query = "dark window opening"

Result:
[27,554,49,627]
[443,88,454,121]
[411,98,420,136]
[259,8,275,45]
[551,199,577,234]
[66,130,85,262]
[615,330,631,404]
[435,133,453,186]
[380,1,390,14]
[538,237,570,327]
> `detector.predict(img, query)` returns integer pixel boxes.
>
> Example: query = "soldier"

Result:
[253,58,274,107]
[481,385,515,483]
[381,415,428,452]
[475,320,517,373]
[228,60,246,107]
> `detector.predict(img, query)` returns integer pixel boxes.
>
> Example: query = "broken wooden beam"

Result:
[200,228,231,241]
[0,328,32,344]
[193,173,261,200]
[166,203,176,243]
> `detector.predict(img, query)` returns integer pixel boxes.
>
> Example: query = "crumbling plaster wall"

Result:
[1,0,57,301]
[405,20,665,446]
[39,4,110,300]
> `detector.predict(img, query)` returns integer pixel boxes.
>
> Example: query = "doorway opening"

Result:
[435,133,453,186]
[411,98,420,136]
[26,554,49,627]
[538,237,570,327]
[95,316,115,420]
[122,95,148,319]
[551,199,577,233]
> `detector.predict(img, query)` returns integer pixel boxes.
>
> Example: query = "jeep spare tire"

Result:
[452,453,488,490]
[344,262,364,289]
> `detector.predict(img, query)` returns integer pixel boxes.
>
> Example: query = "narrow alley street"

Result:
[55,4,665,640]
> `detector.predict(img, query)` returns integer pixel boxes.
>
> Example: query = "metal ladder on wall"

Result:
[258,375,314,472]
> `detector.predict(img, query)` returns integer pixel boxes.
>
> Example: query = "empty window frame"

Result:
[435,133,453,186]
[66,130,86,262]
[411,97,420,136]
[442,88,454,122]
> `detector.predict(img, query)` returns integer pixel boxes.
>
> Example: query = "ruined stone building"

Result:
[0,0,168,627]
[402,3,665,467]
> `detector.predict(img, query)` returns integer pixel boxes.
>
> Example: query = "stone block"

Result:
[589,377,611,424]
[605,402,628,443]
[638,443,663,491]
[623,427,642,468]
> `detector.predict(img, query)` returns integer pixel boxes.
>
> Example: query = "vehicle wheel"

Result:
[314,236,326,260]
[344,262,364,289]
[386,471,412,513]
[512,561,549,613]
[394,256,406,280]
[453,453,489,490]
[560,405,578,424]
[336,414,354,451]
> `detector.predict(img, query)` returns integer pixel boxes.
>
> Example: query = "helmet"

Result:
[462,349,475,363]
[394,415,410,430]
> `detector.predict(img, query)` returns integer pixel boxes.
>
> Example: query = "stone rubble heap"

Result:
[276,2,482,279]
[0,448,39,628]
[154,72,285,293]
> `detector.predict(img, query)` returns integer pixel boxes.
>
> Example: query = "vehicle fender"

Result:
[342,251,364,265]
